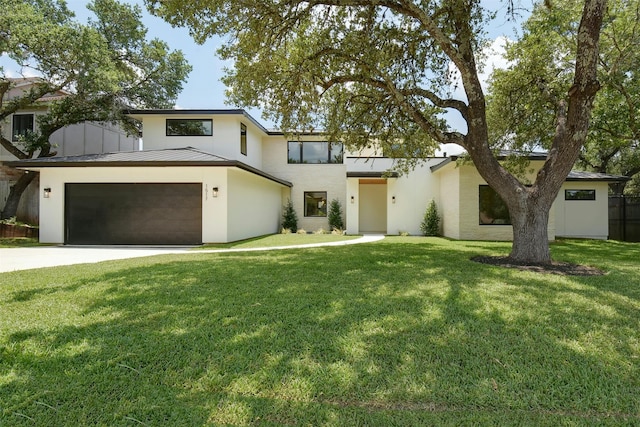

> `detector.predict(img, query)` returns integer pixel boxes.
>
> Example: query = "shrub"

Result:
[327,199,344,230]
[314,228,327,235]
[297,229,307,234]
[420,199,440,236]
[281,199,298,233]
[281,228,292,234]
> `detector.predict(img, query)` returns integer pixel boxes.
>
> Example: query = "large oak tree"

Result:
[149,0,606,263]
[0,0,191,219]
[487,0,639,195]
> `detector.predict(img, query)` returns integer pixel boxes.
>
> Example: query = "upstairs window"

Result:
[240,123,247,155]
[288,141,343,164]
[479,185,511,225]
[166,119,212,136]
[12,114,34,141]
[565,189,595,200]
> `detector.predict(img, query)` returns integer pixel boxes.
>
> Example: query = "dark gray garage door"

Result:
[65,183,202,245]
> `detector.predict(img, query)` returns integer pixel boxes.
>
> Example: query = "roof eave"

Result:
[8,159,293,188]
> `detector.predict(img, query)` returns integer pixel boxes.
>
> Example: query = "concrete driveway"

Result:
[0,235,384,273]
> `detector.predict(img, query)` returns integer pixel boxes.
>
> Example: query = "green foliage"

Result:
[281,199,298,233]
[420,199,440,236]
[327,198,344,231]
[149,0,607,263]
[486,0,640,187]
[0,0,191,218]
[1,238,639,424]
[0,0,191,148]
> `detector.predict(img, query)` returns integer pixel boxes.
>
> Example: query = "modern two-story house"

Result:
[8,109,627,245]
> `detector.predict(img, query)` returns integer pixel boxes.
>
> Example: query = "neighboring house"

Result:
[0,78,138,222]
[8,109,628,244]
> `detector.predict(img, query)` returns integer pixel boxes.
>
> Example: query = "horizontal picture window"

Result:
[288,141,343,164]
[166,119,212,136]
[565,189,596,200]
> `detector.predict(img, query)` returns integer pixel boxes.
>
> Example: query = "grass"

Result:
[0,238,41,248]
[196,233,359,249]
[1,237,639,425]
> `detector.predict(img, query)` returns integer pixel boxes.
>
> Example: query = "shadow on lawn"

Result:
[2,240,639,425]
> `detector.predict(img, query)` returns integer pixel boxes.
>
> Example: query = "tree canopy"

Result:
[149,0,606,264]
[0,0,191,218]
[487,0,639,193]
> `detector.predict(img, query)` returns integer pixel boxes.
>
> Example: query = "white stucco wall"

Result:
[226,168,285,242]
[140,114,264,170]
[437,164,461,239]
[387,161,442,236]
[555,181,609,239]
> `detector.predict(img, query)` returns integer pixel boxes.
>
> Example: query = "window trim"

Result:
[478,185,511,225]
[165,118,213,136]
[288,141,343,164]
[304,191,328,217]
[12,113,35,142]
[240,123,247,156]
[565,189,596,201]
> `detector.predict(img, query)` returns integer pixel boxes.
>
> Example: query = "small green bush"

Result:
[420,199,440,236]
[281,199,298,233]
[327,199,344,231]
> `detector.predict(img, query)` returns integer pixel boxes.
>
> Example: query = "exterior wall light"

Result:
[212,187,219,198]
[44,187,51,198]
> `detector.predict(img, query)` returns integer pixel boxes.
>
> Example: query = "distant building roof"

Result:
[7,147,292,187]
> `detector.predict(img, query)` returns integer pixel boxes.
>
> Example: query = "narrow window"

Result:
[166,119,212,136]
[565,189,595,200]
[304,191,327,217]
[12,114,34,141]
[479,185,511,225]
[288,141,302,163]
[329,142,344,163]
[240,123,247,155]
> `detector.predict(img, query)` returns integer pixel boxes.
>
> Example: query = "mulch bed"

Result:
[471,256,605,276]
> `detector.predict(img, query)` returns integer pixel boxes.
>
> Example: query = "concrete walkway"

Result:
[0,234,385,273]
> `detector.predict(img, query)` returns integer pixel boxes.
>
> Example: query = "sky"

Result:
[10,0,533,138]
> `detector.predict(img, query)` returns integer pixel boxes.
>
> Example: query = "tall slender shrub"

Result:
[328,198,344,231]
[281,199,298,232]
[420,199,440,236]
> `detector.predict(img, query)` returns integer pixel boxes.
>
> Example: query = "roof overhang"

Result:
[8,148,293,188]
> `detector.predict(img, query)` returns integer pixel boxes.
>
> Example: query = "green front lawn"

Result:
[1,238,638,425]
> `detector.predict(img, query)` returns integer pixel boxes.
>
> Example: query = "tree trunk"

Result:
[508,198,552,263]
[1,171,37,220]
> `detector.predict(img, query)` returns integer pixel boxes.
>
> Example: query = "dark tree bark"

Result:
[1,171,37,220]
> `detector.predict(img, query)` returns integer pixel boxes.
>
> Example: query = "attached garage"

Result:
[65,183,202,245]
[8,147,292,245]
